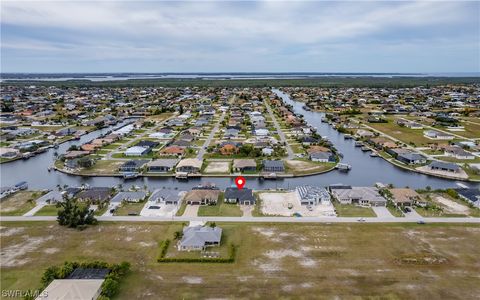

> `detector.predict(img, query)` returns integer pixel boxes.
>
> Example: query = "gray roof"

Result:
[180,226,222,248]
[429,161,460,171]
[147,159,178,168]
[262,160,284,168]
[37,191,64,203]
[111,191,146,203]
[332,186,386,203]
[149,189,181,203]
[224,187,254,201]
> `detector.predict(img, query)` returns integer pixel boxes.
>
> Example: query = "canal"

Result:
[0,91,478,190]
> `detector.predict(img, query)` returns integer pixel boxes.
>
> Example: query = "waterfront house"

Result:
[428,161,460,173]
[224,187,255,205]
[36,191,64,204]
[119,160,148,173]
[310,151,335,163]
[331,186,387,207]
[233,159,257,172]
[149,189,181,205]
[183,189,220,205]
[262,160,285,172]
[389,188,424,207]
[176,158,202,174]
[110,191,146,203]
[455,188,480,208]
[146,159,178,173]
[443,146,475,160]
[296,185,331,206]
[178,225,222,251]
[396,152,427,165]
[0,147,20,159]
[76,187,112,202]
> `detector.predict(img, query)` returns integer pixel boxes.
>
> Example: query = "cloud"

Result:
[1,0,478,72]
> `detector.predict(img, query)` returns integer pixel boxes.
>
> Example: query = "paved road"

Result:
[2,215,479,223]
[197,111,226,160]
[264,99,294,159]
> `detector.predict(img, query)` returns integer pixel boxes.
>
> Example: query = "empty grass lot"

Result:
[34,205,59,216]
[197,201,243,217]
[0,191,43,216]
[114,202,146,216]
[333,202,377,217]
[1,222,479,299]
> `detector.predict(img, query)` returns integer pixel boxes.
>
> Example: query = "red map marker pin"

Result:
[235,176,246,189]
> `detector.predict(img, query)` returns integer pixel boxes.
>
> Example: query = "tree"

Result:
[56,197,97,229]
[101,278,120,298]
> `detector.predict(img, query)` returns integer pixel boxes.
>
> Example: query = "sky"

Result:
[1,0,479,73]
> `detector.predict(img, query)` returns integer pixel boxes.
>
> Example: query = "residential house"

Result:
[161,145,185,156]
[76,187,112,202]
[224,187,255,205]
[124,146,149,156]
[146,159,178,173]
[233,159,257,172]
[110,191,146,203]
[396,152,427,165]
[428,161,460,173]
[331,186,387,207]
[443,146,475,160]
[36,191,64,204]
[176,158,202,174]
[296,186,331,206]
[262,160,285,172]
[178,225,222,251]
[119,160,148,173]
[424,130,454,140]
[0,147,20,158]
[389,188,425,207]
[456,188,480,208]
[149,189,181,205]
[310,151,335,163]
[183,189,220,205]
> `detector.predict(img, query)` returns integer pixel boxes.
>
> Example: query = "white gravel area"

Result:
[259,191,336,217]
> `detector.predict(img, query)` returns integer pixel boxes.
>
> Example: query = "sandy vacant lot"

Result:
[435,196,470,214]
[2,223,479,299]
[204,161,230,173]
[259,191,336,217]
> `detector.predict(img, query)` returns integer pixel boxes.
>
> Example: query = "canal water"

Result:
[0,91,478,191]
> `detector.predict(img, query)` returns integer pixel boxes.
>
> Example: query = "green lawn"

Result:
[4,222,479,299]
[175,200,187,216]
[114,202,146,216]
[197,199,243,217]
[34,205,59,216]
[332,202,377,217]
[0,191,43,216]
[386,202,405,217]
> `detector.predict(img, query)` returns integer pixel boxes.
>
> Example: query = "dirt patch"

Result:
[1,235,54,267]
[1,227,25,237]
[259,191,335,217]
[43,248,60,254]
[434,196,469,214]
[182,276,203,284]
[204,161,230,173]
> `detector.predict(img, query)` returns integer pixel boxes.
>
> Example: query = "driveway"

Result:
[240,205,253,217]
[183,205,199,217]
[405,208,423,219]
[372,206,394,218]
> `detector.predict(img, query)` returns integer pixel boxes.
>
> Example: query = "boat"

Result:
[262,173,278,180]
[336,163,352,171]
[354,141,364,147]
[302,105,311,111]
[370,152,379,157]
[175,172,188,179]
[321,117,328,123]
[343,134,353,139]
[22,152,33,159]
[123,172,139,179]
[361,146,371,151]
[53,143,59,149]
